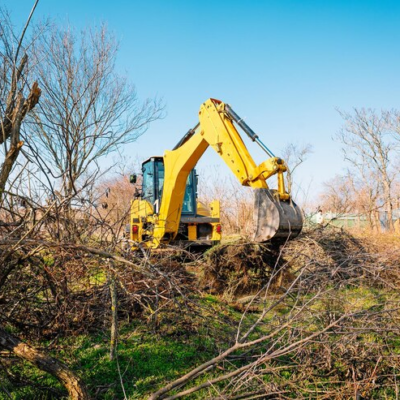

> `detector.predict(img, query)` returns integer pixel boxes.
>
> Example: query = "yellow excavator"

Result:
[129,98,303,249]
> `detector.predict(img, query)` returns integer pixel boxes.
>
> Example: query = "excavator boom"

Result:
[152,98,302,246]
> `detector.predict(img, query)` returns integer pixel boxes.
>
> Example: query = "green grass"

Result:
[75,331,216,399]
[0,327,219,400]
[1,288,400,399]
[0,295,243,400]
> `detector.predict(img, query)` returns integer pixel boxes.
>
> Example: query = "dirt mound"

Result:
[200,241,287,297]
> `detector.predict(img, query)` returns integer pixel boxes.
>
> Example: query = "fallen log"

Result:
[0,326,90,400]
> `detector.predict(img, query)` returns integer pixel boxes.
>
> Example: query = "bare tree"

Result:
[384,108,400,140]
[337,108,397,231]
[320,174,355,216]
[0,3,91,399]
[25,23,163,200]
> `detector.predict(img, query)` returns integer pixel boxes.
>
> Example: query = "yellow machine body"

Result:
[130,194,221,248]
[130,98,303,249]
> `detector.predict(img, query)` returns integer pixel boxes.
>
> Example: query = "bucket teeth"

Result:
[253,189,303,242]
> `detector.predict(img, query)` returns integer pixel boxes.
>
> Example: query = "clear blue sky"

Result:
[7,0,400,203]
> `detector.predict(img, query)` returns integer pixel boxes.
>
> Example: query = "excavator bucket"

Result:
[253,189,303,242]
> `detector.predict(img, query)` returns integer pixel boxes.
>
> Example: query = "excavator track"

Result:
[253,189,303,242]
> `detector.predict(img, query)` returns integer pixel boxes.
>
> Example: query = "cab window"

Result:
[141,162,154,203]
[182,173,194,214]
[155,161,164,200]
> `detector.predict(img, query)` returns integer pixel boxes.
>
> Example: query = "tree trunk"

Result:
[0,327,90,399]
[382,180,394,232]
[0,81,41,201]
[0,140,24,200]
[373,211,381,233]
[109,274,118,361]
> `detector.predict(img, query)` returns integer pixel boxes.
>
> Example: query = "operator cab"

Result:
[129,156,219,246]
[140,156,197,216]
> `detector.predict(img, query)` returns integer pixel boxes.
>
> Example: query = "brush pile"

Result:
[283,226,400,289]
[0,243,194,339]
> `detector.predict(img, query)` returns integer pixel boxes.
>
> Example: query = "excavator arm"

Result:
[152,98,303,246]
